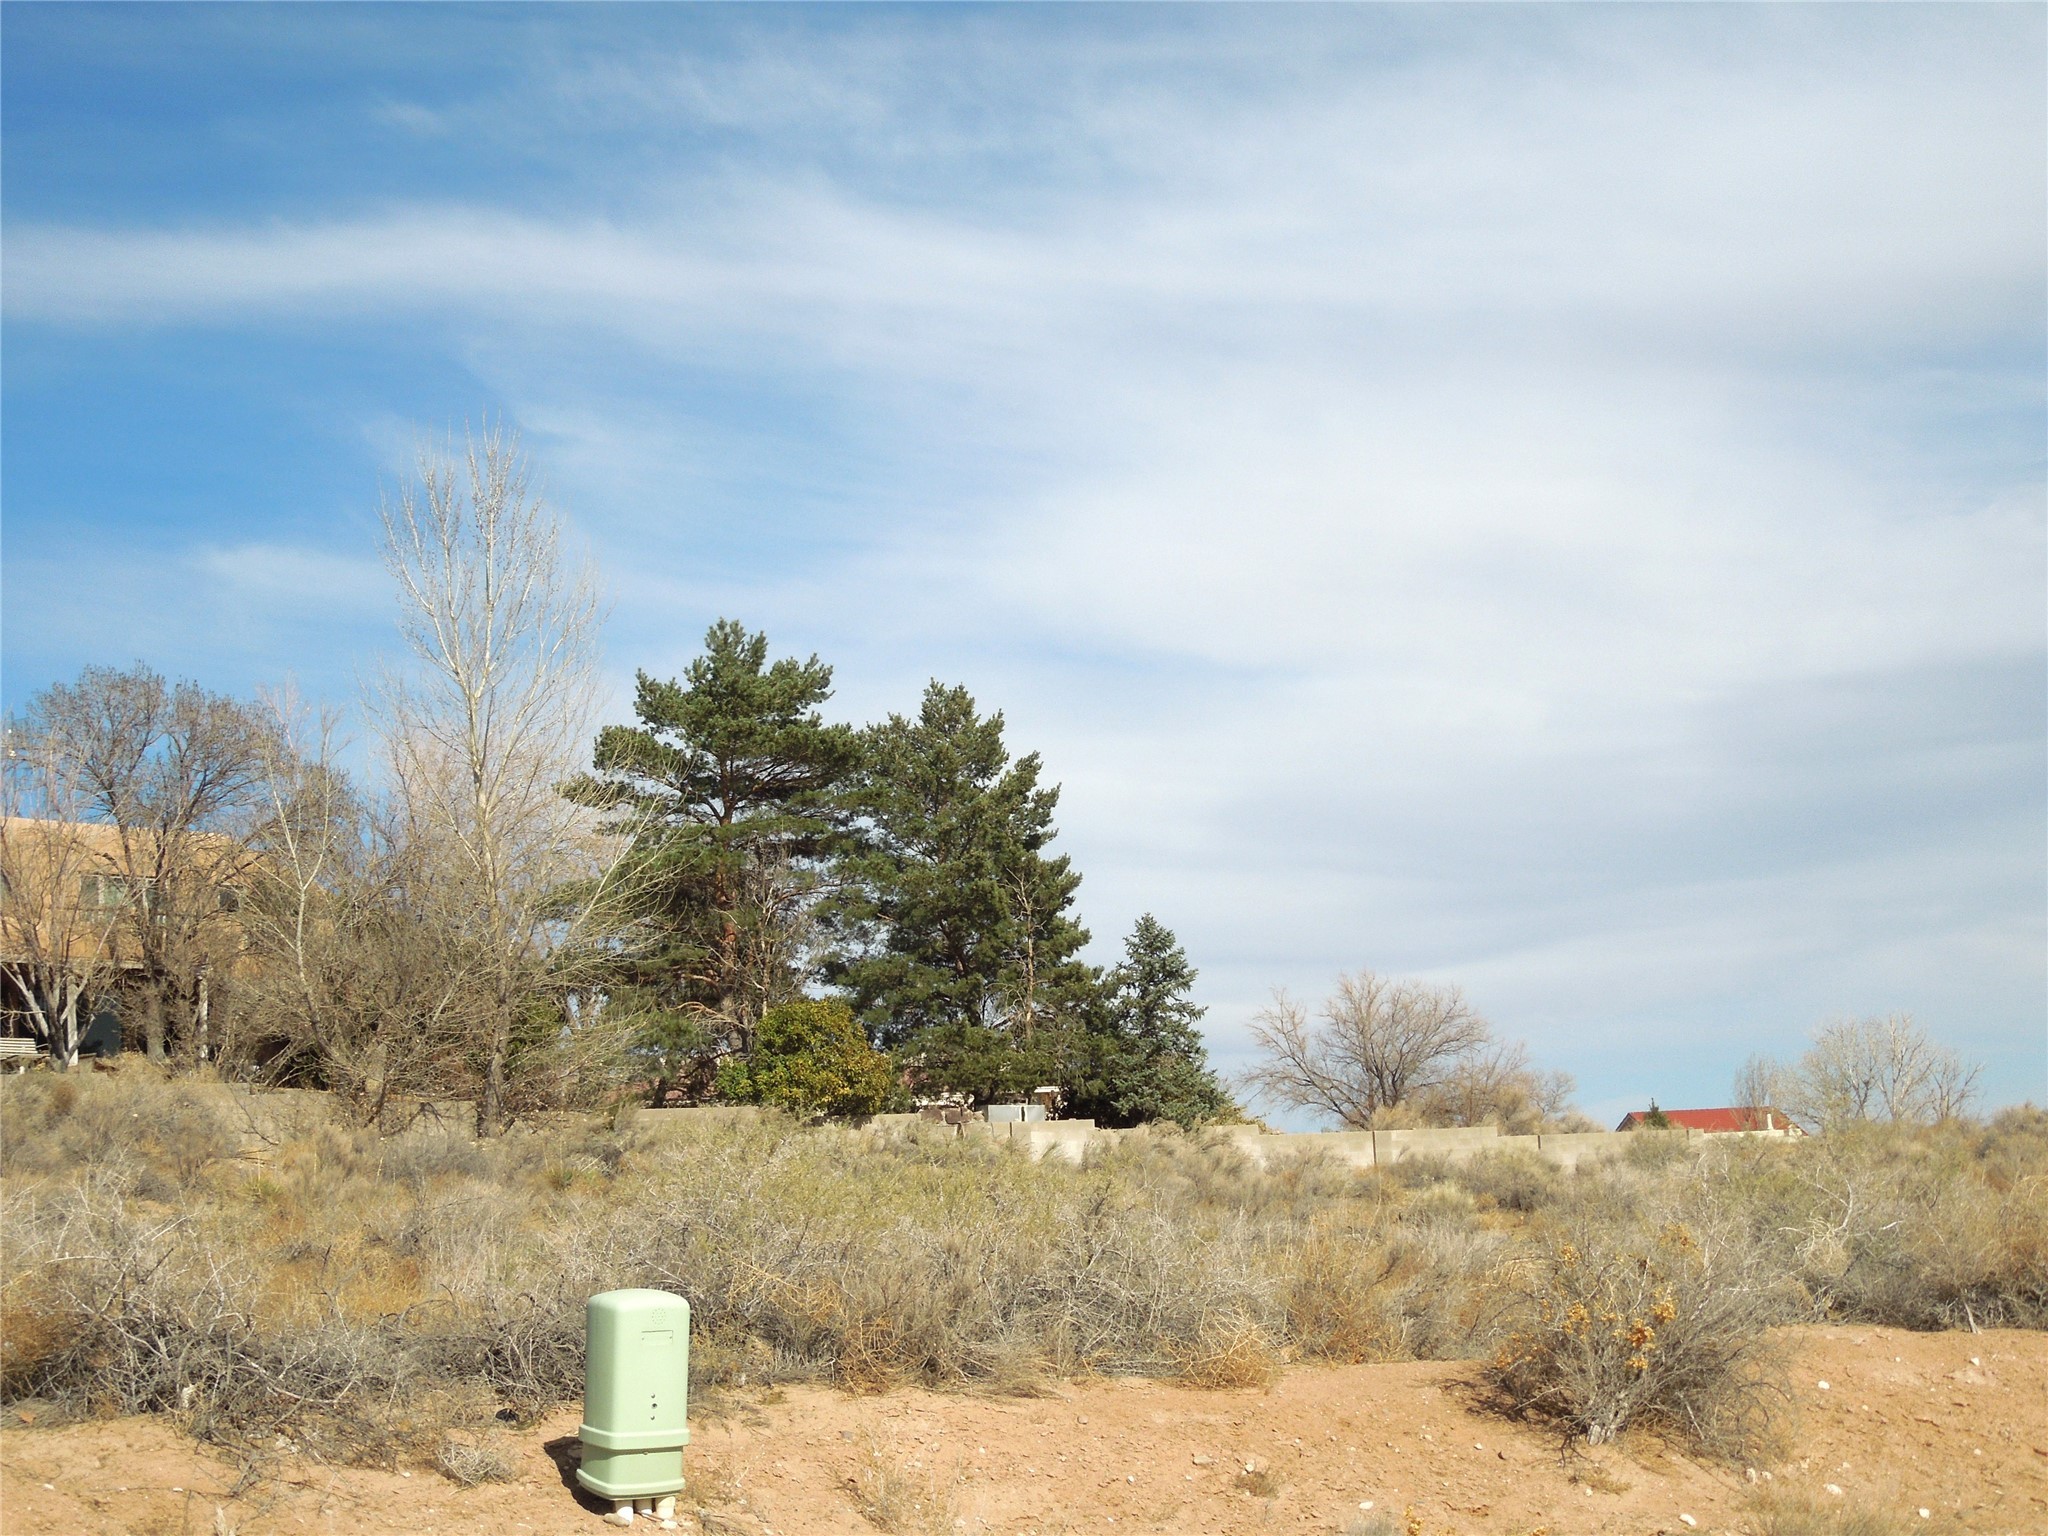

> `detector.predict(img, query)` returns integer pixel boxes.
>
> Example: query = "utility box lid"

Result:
[579,1288,690,1456]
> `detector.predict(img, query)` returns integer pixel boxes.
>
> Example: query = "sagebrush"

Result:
[1,1074,2041,1472]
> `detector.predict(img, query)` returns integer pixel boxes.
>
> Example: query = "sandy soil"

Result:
[2,1326,2042,1536]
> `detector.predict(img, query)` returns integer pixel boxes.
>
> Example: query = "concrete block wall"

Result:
[808,1105,1801,1170]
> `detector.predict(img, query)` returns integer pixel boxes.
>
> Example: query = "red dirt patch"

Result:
[2,1326,2041,1535]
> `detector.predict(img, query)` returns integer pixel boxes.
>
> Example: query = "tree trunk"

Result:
[53,988,81,1072]
[143,989,168,1064]
[479,1024,508,1137]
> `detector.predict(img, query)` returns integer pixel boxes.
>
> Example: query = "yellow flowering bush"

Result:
[1487,1221,1790,1457]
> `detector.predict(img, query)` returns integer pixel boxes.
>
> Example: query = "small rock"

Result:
[1679,1516,1698,1529]
[1824,1484,1844,1497]
[1817,1380,1831,1391]
[1358,1502,1374,1512]
[1970,1356,1981,1366]
[1497,1451,1507,1461]
[1918,1511,1931,1520]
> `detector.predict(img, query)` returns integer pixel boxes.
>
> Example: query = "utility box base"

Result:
[576,1288,691,1503]
[577,1445,686,1501]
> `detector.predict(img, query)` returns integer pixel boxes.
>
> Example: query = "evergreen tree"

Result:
[831,682,1091,1082]
[575,621,857,1098]
[1095,914,1230,1128]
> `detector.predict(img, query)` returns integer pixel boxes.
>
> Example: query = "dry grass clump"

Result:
[850,1427,961,1536]
[1449,1149,1566,1213]
[1486,1217,1791,1458]
[1172,1310,1282,1388]
[1,1071,238,1197]
[1744,1487,1967,1536]
[435,1432,519,1486]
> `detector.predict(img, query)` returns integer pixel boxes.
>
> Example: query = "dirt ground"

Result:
[2,1326,2043,1536]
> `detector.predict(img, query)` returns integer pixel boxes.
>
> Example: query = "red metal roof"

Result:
[1615,1106,1798,1133]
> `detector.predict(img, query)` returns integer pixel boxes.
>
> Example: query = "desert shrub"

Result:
[0,1072,236,1192]
[1487,1217,1790,1457]
[1686,1119,2048,1329]
[1451,1149,1564,1213]
[1171,1309,1281,1387]
[380,1128,494,1187]
[7,1073,2039,1470]
[1622,1128,1691,1170]
[1278,1224,1403,1363]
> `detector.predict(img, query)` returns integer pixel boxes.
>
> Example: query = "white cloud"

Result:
[6,7,2041,1106]
[195,543,386,610]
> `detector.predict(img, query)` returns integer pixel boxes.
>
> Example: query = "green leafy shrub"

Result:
[716,999,896,1119]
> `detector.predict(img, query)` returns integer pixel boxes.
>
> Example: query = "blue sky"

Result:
[5,4,2043,1121]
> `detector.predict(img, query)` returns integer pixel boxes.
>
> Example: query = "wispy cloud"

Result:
[4,5,2041,1108]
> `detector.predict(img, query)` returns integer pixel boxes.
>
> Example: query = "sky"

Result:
[3,4,2043,1124]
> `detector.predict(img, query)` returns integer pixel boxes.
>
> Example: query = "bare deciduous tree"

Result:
[6,665,268,1062]
[1412,1039,1582,1134]
[1732,1052,1785,1128]
[376,423,614,1133]
[1739,1014,1981,1131]
[1243,970,1494,1128]
[236,690,485,1121]
[0,727,124,1069]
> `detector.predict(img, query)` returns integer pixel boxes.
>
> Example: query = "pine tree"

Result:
[575,621,857,1097]
[831,682,1091,1082]
[1097,914,1230,1128]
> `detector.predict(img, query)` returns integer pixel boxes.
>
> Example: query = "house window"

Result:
[80,874,129,908]
[79,874,156,910]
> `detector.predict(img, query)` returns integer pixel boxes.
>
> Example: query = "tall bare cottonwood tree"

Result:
[1244,970,1494,1128]
[377,423,611,1133]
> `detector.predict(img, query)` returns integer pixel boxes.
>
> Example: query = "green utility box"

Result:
[577,1289,690,1501]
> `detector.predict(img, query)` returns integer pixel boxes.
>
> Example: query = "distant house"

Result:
[1616,1106,1802,1135]
[0,816,253,1059]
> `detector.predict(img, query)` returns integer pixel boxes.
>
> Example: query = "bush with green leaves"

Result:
[716,998,896,1119]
